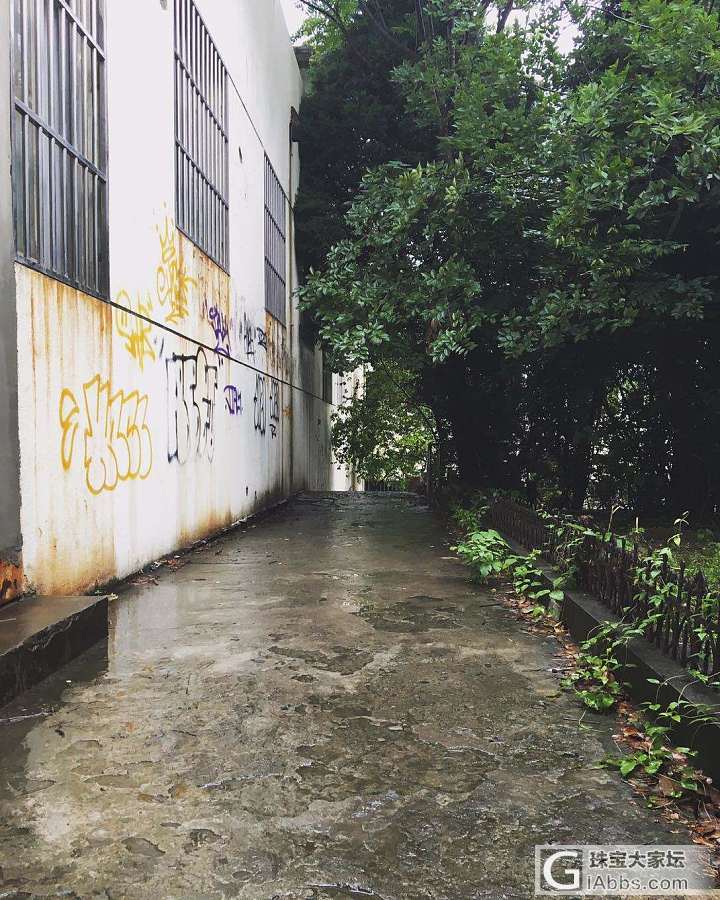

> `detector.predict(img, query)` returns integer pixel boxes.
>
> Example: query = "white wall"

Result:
[14,0,353,596]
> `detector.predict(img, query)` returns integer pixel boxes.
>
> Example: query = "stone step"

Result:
[0,594,108,708]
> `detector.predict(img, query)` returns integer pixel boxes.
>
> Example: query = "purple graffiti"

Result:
[224,385,243,416]
[209,307,231,357]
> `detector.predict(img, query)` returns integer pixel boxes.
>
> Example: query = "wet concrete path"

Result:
[0,493,686,898]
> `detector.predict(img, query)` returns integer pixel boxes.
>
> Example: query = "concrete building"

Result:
[0,0,356,600]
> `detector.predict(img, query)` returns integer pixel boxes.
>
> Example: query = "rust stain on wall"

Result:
[264,311,288,379]
[20,264,118,596]
[0,559,24,607]
[16,218,298,596]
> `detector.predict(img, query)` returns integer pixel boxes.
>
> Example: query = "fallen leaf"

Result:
[658,775,680,797]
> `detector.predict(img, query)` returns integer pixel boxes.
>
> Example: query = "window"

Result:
[264,155,287,324]
[174,0,228,270]
[12,0,109,298]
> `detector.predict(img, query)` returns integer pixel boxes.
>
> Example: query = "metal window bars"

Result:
[174,0,229,271]
[264,154,286,324]
[11,0,109,298]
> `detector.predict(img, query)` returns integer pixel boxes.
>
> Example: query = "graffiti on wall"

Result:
[252,374,281,439]
[115,218,198,370]
[269,377,280,438]
[59,377,153,495]
[106,216,288,490]
[166,348,219,465]
[224,385,243,417]
[114,291,156,371]
[209,306,231,358]
[156,217,197,326]
[253,374,266,435]
[242,312,255,358]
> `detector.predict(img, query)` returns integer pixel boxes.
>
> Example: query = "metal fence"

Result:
[490,499,720,677]
[365,481,410,492]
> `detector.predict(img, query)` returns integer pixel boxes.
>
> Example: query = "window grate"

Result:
[11,0,109,298]
[174,0,229,270]
[264,154,286,324]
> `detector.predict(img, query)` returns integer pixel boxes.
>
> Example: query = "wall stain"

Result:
[0,559,24,606]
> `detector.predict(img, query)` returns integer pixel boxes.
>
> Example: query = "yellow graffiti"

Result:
[59,376,153,495]
[156,218,196,325]
[114,290,156,371]
[59,389,80,471]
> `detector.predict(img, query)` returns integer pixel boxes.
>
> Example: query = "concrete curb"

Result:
[500,533,720,783]
[0,594,109,710]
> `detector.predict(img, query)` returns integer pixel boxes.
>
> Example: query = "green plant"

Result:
[451,500,489,535]
[453,529,510,580]
[505,548,564,617]
[603,696,704,797]
[538,510,598,586]
[331,364,435,487]
[604,723,683,779]
[300,0,720,518]
[565,632,624,712]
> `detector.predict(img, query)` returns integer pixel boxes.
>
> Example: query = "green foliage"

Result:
[602,677,720,795]
[533,0,720,349]
[295,0,435,279]
[452,511,563,618]
[295,1,358,55]
[450,497,489,533]
[451,503,720,788]
[500,548,561,616]
[299,0,720,517]
[564,621,626,711]
[453,528,510,579]
[452,505,720,788]
[331,365,434,485]
[604,723,682,779]
[543,510,720,719]
[678,538,720,587]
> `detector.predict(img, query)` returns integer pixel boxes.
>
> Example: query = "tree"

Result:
[294,0,528,275]
[294,0,435,277]
[332,364,435,486]
[300,0,720,519]
[300,2,559,488]
[502,0,720,516]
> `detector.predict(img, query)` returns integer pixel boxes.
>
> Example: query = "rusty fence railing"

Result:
[489,499,720,678]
